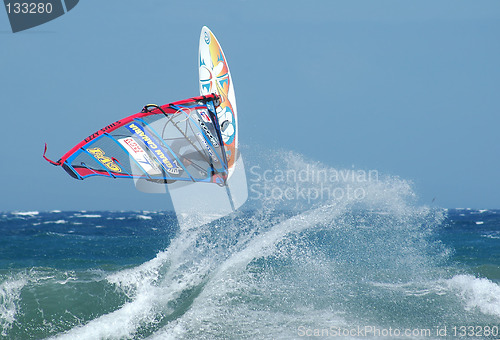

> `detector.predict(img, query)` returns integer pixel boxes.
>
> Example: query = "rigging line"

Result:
[144,102,222,180]
[202,103,229,173]
[185,120,219,173]
[175,104,226,166]
[166,105,214,167]
[80,147,116,178]
[143,104,179,143]
[134,118,195,181]
[145,104,207,166]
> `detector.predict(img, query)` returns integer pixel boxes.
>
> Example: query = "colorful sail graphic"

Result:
[44,94,229,186]
[199,26,239,177]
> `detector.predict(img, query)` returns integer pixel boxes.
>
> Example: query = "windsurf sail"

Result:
[44,27,248,227]
[43,94,232,186]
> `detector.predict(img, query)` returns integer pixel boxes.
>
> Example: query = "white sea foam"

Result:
[137,215,152,220]
[50,253,167,339]
[154,208,350,339]
[12,211,39,217]
[46,232,68,237]
[370,281,448,297]
[75,214,101,218]
[43,220,67,224]
[0,276,27,336]
[106,251,170,298]
[51,229,204,340]
[447,275,500,318]
[481,232,500,239]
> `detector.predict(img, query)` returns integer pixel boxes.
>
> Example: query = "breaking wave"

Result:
[2,149,499,339]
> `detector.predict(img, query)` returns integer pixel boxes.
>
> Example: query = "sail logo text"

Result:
[198,109,212,123]
[123,137,143,154]
[84,121,122,143]
[196,118,219,147]
[126,123,179,173]
[126,124,158,149]
[155,149,180,174]
[118,137,162,175]
[197,133,219,163]
[86,147,122,173]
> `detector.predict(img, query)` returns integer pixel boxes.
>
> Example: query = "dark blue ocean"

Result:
[1,208,499,339]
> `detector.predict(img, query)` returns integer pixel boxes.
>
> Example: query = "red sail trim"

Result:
[43,143,61,166]
[70,166,134,178]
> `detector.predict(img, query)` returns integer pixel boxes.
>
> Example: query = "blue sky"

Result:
[1,0,499,211]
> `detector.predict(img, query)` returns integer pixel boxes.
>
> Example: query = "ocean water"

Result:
[1,153,500,339]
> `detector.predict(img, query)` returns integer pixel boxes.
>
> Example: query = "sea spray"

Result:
[0,275,27,336]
